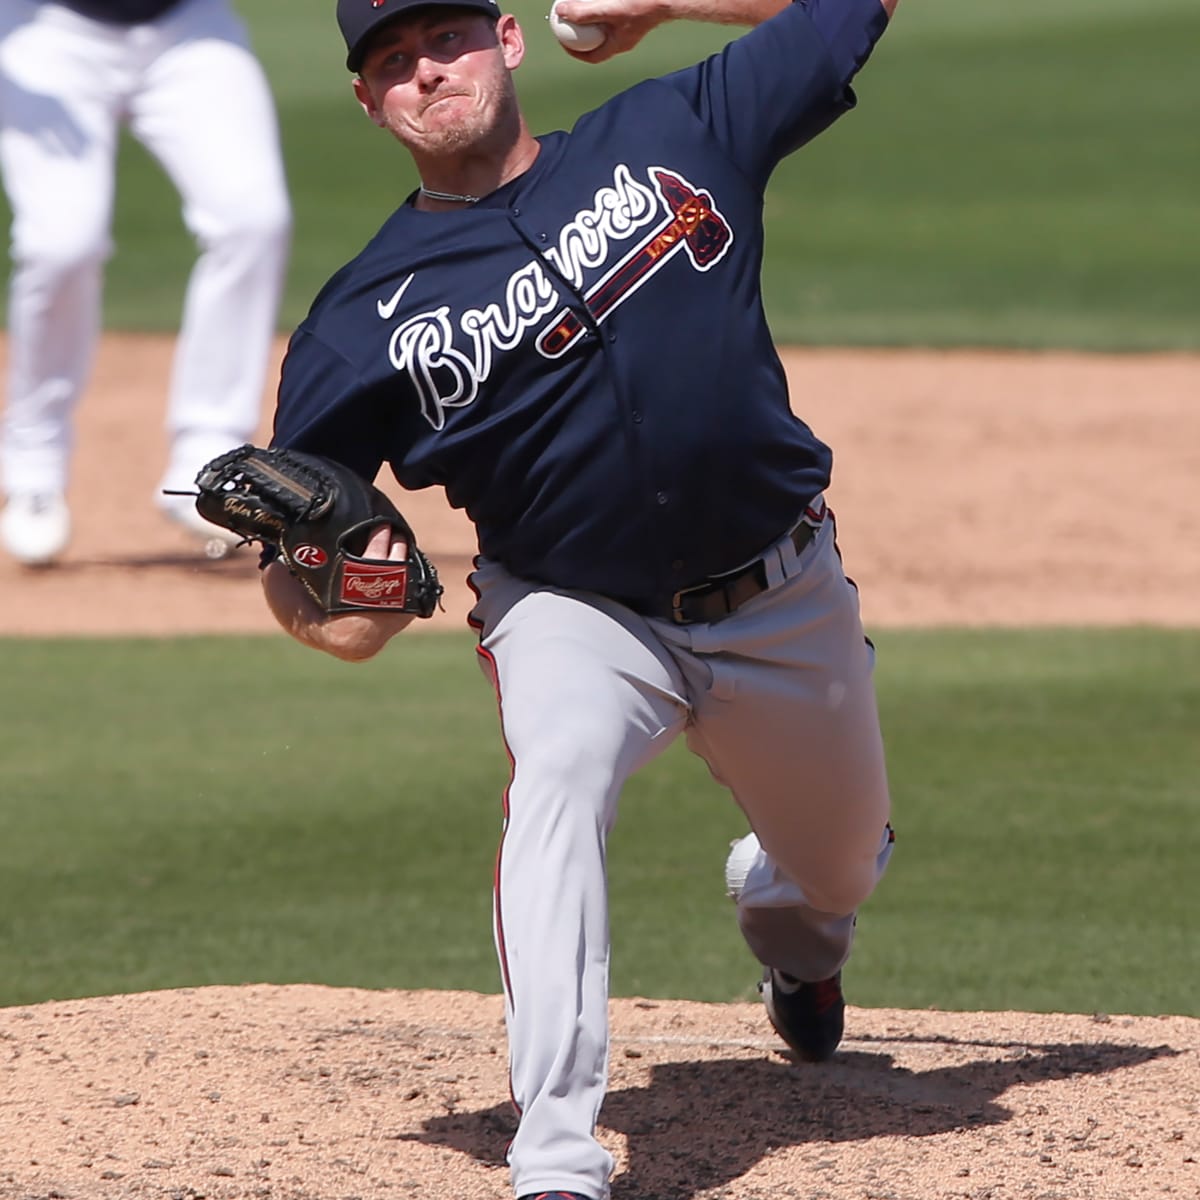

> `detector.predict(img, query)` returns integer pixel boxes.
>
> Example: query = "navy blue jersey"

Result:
[45,0,185,24]
[273,0,889,613]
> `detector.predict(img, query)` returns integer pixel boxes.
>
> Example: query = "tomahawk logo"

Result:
[378,165,733,428]
[537,167,732,358]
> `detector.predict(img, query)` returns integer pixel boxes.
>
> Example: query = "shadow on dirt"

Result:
[406,1036,1176,1198]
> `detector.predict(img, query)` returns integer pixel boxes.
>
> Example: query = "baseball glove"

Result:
[192,444,443,617]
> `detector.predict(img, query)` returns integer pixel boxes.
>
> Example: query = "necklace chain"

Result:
[419,185,480,205]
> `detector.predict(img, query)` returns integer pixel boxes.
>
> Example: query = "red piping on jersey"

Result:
[473,639,516,1007]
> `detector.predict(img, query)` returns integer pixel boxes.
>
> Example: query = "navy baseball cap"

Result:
[338,0,502,72]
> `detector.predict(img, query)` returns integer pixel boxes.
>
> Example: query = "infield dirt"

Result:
[1,337,1196,634]
[0,337,1196,1200]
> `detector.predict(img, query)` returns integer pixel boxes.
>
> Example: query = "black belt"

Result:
[660,520,818,626]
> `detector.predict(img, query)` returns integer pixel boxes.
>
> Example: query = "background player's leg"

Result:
[469,561,688,1200]
[0,5,123,560]
[128,0,291,529]
[666,522,893,983]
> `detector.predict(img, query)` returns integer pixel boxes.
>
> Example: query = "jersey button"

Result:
[656,491,669,506]
[631,410,643,423]
[671,559,685,573]
[538,232,548,242]
[608,331,617,343]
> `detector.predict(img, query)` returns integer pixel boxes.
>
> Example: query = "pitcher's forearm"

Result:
[655,0,790,27]
[552,0,897,65]
[262,560,413,662]
[578,0,897,30]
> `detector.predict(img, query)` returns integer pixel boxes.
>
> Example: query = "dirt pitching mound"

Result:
[1,985,1196,1200]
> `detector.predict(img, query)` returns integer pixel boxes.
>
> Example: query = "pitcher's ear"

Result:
[497,13,526,69]
[352,77,386,129]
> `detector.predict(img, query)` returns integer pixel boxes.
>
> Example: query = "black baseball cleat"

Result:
[759,967,846,1063]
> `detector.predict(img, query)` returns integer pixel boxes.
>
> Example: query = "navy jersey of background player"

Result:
[273,0,887,615]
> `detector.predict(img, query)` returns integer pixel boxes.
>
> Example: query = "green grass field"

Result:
[0,2,1194,1020]
[0,0,1196,347]
[1,629,1196,1015]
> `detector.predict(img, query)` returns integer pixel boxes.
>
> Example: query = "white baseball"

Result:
[549,1,607,52]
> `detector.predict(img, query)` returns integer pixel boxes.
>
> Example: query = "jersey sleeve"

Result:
[269,326,390,485]
[661,0,890,186]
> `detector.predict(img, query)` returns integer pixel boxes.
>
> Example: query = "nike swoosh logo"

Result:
[377,274,416,320]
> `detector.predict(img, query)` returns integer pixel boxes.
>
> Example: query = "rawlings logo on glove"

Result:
[340,560,413,606]
[189,444,443,618]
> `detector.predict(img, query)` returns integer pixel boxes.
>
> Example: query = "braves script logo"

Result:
[379,165,733,429]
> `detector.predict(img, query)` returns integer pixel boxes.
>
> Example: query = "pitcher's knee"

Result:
[771,843,886,917]
[511,742,619,824]
[803,870,878,918]
[808,828,896,913]
[522,742,618,796]
[728,829,885,917]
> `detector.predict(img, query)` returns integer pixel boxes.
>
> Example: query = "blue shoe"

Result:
[759,967,845,1063]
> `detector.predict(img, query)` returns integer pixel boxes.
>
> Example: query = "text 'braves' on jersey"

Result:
[273,0,887,613]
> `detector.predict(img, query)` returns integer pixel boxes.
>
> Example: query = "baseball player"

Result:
[261,0,900,1196]
[0,0,291,564]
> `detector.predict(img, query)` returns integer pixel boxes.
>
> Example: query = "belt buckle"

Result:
[669,508,821,625]
[670,580,712,624]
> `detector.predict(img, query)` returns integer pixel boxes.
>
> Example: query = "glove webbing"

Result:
[238,452,335,522]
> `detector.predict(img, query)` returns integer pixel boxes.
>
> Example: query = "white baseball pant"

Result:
[467,511,894,1199]
[0,0,291,498]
